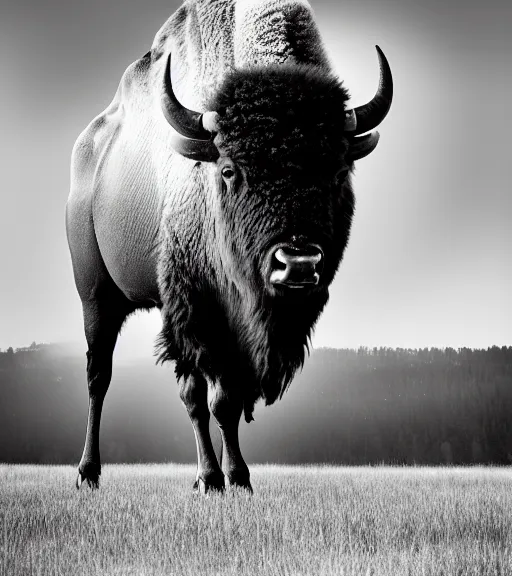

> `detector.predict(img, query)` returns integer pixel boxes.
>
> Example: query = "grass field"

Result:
[1,465,512,575]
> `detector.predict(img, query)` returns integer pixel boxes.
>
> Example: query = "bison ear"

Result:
[168,133,221,162]
[347,132,380,162]
[161,53,220,162]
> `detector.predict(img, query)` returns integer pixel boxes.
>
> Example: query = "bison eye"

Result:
[221,166,235,180]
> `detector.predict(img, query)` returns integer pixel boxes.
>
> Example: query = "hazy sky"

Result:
[0,0,510,356]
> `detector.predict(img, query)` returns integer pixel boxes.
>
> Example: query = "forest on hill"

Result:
[0,344,511,465]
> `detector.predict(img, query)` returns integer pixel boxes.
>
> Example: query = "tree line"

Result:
[0,344,511,465]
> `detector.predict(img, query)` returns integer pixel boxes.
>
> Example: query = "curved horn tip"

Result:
[375,45,391,73]
[375,45,386,61]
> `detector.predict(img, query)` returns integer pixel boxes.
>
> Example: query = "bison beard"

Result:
[156,65,354,421]
[156,260,329,421]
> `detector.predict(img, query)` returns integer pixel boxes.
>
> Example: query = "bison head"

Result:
[161,47,392,296]
[158,49,392,408]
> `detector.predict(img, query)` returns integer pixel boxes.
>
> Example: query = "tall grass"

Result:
[1,464,511,575]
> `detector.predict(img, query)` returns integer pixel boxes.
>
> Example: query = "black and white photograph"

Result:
[0,0,510,573]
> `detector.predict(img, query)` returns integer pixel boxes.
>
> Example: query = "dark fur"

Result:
[156,65,355,420]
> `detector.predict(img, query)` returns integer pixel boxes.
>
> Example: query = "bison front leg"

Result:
[77,298,130,489]
[210,385,252,492]
[180,372,225,493]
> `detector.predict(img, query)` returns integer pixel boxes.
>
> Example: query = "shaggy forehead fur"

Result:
[210,65,351,182]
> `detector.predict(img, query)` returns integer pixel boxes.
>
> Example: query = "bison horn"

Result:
[344,46,393,136]
[161,53,220,162]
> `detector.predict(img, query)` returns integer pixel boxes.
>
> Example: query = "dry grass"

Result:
[1,464,512,575]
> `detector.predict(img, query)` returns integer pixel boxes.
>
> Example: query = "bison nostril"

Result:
[269,245,323,287]
[272,253,287,271]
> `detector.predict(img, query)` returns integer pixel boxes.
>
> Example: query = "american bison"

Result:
[66,0,392,492]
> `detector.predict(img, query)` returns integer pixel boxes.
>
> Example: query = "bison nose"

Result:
[269,245,323,288]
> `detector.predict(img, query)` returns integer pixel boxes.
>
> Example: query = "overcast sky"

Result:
[0,0,510,356]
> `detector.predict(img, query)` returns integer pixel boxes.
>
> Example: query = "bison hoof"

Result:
[194,472,225,495]
[227,470,253,493]
[76,461,101,490]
